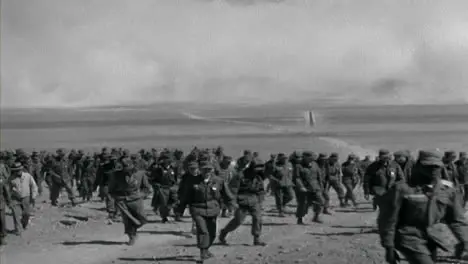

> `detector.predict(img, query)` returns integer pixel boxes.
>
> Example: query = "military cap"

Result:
[188,161,199,169]
[31,151,39,156]
[270,154,277,159]
[329,152,339,158]
[378,149,391,157]
[223,156,233,161]
[243,150,252,156]
[303,151,313,157]
[393,150,406,157]
[251,158,265,168]
[460,152,467,158]
[56,148,65,154]
[419,150,443,167]
[277,153,287,160]
[10,162,23,172]
[110,155,118,160]
[318,153,328,159]
[78,150,84,155]
[348,153,357,160]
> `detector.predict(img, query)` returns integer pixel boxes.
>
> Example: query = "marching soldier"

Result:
[325,153,346,207]
[270,153,294,217]
[295,151,325,224]
[48,149,76,207]
[0,166,11,246]
[109,157,151,245]
[378,150,468,264]
[394,150,415,186]
[150,156,180,223]
[215,156,235,218]
[341,154,359,208]
[219,158,267,246]
[178,162,236,262]
[456,152,468,206]
[78,156,97,202]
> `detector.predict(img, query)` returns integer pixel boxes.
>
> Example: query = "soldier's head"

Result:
[221,156,233,168]
[417,149,444,185]
[118,157,134,173]
[10,162,23,176]
[269,154,276,161]
[378,149,391,163]
[393,151,407,164]
[277,153,287,164]
[443,151,457,163]
[56,148,66,158]
[347,153,357,163]
[200,162,214,176]
[329,153,339,163]
[187,161,199,176]
[460,152,467,160]
[302,151,317,165]
[364,155,371,161]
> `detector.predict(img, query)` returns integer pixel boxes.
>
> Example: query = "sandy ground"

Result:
[1,184,465,264]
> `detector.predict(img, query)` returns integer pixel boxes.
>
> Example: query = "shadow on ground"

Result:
[62,240,126,246]
[138,230,193,238]
[308,229,377,237]
[242,222,289,227]
[119,255,197,262]
[330,225,376,229]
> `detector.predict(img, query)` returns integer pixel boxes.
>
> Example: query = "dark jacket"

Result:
[295,161,323,192]
[271,162,294,187]
[230,168,264,207]
[0,176,12,209]
[178,174,234,217]
[378,179,468,254]
[108,170,151,202]
[364,160,405,196]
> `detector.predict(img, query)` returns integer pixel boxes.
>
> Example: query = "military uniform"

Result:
[95,155,118,219]
[48,150,76,206]
[219,158,267,246]
[394,151,415,186]
[30,152,43,196]
[178,162,235,261]
[341,154,359,207]
[109,159,151,245]
[270,153,294,216]
[215,156,235,217]
[456,152,468,206]
[324,153,345,207]
[364,149,404,210]
[294,152,325,224]
[379,150,468,264]
[0,171,11,245]
[78,156,97,201]
[150,157,179,222]
[358,156,372,187]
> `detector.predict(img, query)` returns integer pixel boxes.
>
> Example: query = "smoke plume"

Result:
[2,0,468,108]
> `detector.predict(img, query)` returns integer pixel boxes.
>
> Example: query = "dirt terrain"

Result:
[1,180,463,264]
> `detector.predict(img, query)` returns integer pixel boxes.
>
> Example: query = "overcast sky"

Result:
[2,0,468,108]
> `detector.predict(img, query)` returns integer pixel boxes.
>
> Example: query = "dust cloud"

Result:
[2,0,468,108]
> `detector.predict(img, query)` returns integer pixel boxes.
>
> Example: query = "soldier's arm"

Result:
[378,184,404,249]
[29,174,39,200]
[396,165,405,182]
[229,172,241,196]
[295,168,306,190]
[177,178,191,213]
[446,188,468,244]
[221,178,236,207]
[139,173,152,197]
[107,173,117,196]
[363,165,373,195]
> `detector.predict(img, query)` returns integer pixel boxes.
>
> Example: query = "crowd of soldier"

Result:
[1,147,468,264]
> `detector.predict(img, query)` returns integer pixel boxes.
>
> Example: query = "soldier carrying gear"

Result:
[324,152,346,208]
[341,153,359,208]
[270,153,294,217]
[378,149,468,264]
[219,158,267,247]
[48,149,76,207]
[150,156,180,223]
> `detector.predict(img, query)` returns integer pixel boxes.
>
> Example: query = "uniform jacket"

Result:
[230,168,264,207]
[150,166,177,188]
[215,166,235,184]
[295,161,323,192]
[456,159,468,184]
[48,158,74,183]
[178,174,234,217]
[270,162,294,187]
[108,170,151,202]
[341,161,360,184]
[325,162,342,182]
[378,180,468,254]
[443,162,460,186]
[364,160,405,196]
[0,176,11,209]
[397,160,415,186]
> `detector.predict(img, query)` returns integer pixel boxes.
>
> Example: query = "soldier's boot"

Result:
[51,200,58,207]
[221,209,228,218]
[278,210,285,217]
[70,199,77,207]
[253,236,267,246]
[323,207,333,215]
[339,198,346,208]
[21,215,30,229]
[161,217,169,223]
[218,230,228,245]
[297,217,305,225]
[128,234,138,246]
[174,215,182,222]
[200,249,214,261]
[312,213,323,223]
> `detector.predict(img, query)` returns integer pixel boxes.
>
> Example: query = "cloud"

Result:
[2,0,468,108]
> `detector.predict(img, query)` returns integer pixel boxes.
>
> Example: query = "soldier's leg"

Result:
[158,188,171,222]
[343,181,357,207]
[101,186,116,219]
[273,186,284,214]
[193,214,210,249]
[151,185,160,213]
[464,184,468,207]
[49,182,61,206]
[400,250,435,264]
[10,201,23,234]
[206,216,217,248]
[283,186,294,207]
[330,180,345,206]
[219,207,248,242]
[310,190,325,223]
[250,203,265,246]
[322,188,332,214]
[0,208,6,245]
[34,172,44,196]
[295,191,308,223]
[169,186,181,221]
[62,180,76,206]
[20,197,32,229]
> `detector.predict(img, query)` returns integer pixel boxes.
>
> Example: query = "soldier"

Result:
[264,154,277,194]
[341,154,359,208]
[364,149,404,211]
[359,155,372,187]
[78,156,97,202]
[150,156,180,223]
[219,158,267,247]
[394,150,415,186]
[0,166,11,246]
[8,162,38,235]
[30,151,43,198]
[442,150,460,186]
[325,153,346,207]
[109,157,151,245]
[178,161,235,262]
[317,153,332,214]
[236,150,253,170]
[95,154,118,220]
[295,151,325,224]
[48,149,77,207]
[215,156,235,217]
[270,153,294,217]
[378,150,468,264]
[456,152,468,206]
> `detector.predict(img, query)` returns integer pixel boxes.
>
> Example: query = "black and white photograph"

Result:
[1,1,468,263]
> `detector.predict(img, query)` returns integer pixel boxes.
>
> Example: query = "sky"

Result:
[2,0,468,108]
